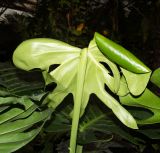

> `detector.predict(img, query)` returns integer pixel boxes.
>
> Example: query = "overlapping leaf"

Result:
[120,88,160,124]
[0,95,51,153]
[0,63,51,153]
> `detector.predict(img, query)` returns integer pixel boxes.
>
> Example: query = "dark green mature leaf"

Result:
[78,103,143,145]
[0,63,50,152]
[0,96,36,124]
[0,62,44,96]
[0,86,10,96]
[0,96,51,153]
[45,102,144,146]
[45,104,72,133]
[139,128,160,139]
[120,89,160,124]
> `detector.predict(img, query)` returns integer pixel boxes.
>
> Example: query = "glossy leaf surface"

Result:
[95,32,151,74]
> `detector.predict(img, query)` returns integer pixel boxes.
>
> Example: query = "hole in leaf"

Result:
[125,106,153,120]
[117,66,123,77]
[16,68,44,83]
[48,64,60,73]
[104,84,119,100]
[56,93,74,113]
[100,62,113,76]
[45,82,57,91]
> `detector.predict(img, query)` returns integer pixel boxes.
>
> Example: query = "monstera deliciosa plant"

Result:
[1,32,158,153]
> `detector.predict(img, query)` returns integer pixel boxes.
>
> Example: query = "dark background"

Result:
[0,0,160,69]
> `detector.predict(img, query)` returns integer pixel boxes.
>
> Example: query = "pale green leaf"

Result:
[13,38,138,129]
[121,68,151,96]
[13,36,154,153]
[117,75,129,96]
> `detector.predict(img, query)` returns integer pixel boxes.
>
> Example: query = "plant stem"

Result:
[76,145,83,153]
[69,48,87,153]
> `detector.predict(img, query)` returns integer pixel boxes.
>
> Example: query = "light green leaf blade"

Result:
[13,38,81,71]
[13,38,137,129]
[117,75,129,96]
[121,68,151,96]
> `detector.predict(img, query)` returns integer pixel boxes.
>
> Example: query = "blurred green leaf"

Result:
[139,128,160,139]
[45,102,144,146]
[151,68,160,88]
[0,62,44,97]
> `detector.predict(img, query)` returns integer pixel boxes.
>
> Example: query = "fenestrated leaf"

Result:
[120,88,160,124]
[13,38,137,130]
[13,36,141,153]
[117,75,129,96]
